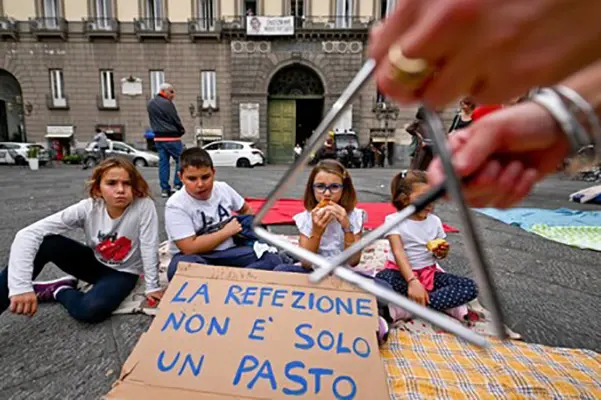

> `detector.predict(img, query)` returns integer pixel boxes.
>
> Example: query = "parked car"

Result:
[202,140,265,168]
[0,142,50,166]
[83,140,159,169]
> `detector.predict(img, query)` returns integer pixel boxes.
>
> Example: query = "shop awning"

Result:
[45,132,74,139]
[46,125,74,139]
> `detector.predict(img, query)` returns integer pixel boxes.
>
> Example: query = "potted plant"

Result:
[27,146,40,170]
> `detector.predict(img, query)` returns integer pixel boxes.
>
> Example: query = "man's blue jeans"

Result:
[156,141,183,192]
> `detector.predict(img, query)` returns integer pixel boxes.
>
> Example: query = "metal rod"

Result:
[254,227,489,348]
[253,59,377,227]
[309,182,446,283]
[309,204,417,283]
[423,108,508,340]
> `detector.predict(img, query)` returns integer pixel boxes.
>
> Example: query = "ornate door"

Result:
[268,100,296,164]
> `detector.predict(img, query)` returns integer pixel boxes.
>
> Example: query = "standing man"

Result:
[147,82,185,198]
[94,128,109,161]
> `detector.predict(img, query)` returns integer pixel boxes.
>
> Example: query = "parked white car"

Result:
[0,142,50,165]
[84,140,159,168]
[202,140,265,168]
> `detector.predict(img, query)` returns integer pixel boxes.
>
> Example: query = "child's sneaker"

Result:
[33,276,77,302]
[377,316,390,346]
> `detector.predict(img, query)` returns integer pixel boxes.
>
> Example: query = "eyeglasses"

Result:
[313,183,343,193]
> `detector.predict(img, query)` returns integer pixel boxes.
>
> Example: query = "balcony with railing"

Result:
[188,18,220,39]
[84,17,119,40]
[46,94,69,110]
[221,15,373,38]
[29,17,68,40]
[296,15,373,38]
[133,18,170,40]
[0,17,19,40]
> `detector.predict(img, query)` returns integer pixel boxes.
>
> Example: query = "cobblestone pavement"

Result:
[0,165,599,399]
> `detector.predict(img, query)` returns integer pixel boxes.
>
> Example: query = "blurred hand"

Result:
[427,101,570,208]
[369,0,601,107]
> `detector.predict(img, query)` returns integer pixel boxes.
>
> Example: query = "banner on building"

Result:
[106,264,389,399]
[246,16,294,36]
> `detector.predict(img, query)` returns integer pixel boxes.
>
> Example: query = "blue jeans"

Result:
[156,140,183,192]
[0,235,139,323]
[168,246,284,281]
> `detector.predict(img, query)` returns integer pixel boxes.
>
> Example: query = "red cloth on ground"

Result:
[245,198,459,233]
[472,105,503,121]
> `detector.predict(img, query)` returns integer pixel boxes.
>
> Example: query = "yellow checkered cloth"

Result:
[381,331,601,399]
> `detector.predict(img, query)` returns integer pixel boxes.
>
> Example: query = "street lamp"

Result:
[374,98,400,167]
[189,97,216,146]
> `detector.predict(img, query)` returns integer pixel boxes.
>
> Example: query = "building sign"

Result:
[239,103,259,140]
[106,265,390,399]
[46,125,75,138]
[246,16,294,36]
[121,76,143,96]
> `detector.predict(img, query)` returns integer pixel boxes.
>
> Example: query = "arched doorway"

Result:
[0,70,26,142]
[267,64,324,164]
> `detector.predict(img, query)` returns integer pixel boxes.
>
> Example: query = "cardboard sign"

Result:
[106,263,390,399]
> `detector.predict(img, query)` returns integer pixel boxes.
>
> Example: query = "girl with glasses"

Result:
[275,159,364,272]
[273,160,392,344]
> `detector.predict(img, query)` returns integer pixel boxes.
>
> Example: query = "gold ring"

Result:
[387,44,432,88]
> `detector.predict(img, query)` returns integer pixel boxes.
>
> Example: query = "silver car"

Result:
[84,140,159,168]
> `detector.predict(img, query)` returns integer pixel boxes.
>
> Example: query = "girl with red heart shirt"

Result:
[0,158,163,321]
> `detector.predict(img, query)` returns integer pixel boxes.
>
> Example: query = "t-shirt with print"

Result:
[165,181,245,255]
[7,197,160,297]
[293,208,365,262]
[385,212,446,270]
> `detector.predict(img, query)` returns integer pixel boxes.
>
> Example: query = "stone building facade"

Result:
[0,0,446,164]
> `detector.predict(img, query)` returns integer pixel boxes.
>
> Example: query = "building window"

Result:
[201,70,217,109]
[196,0,215,31]
[290,0,304,17]
[42,0,60,28]
[150,70,165,96]
[100,70,116,108]
[335,0,353,28]
[145,0,164,30]
[95,0,113,26]
[244,0,257,16]
[49,69,66,107]
[380,0,396,18]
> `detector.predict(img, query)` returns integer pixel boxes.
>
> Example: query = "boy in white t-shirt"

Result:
[164,148,283,280]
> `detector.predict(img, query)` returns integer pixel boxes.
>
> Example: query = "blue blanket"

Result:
[474,207,601,229]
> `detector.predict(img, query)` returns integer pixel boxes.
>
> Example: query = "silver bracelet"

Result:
[531,88,586,154]
[553,85,601,160]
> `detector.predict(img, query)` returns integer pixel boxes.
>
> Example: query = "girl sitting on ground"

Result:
[275,159,366,273]
[274,159,392,343]
[0,158,163,323]
[376,170,479,322]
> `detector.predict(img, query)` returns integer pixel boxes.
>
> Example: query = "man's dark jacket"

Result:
[147,94,185,140]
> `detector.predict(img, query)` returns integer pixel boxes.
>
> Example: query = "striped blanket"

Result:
[382,331,601,399]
